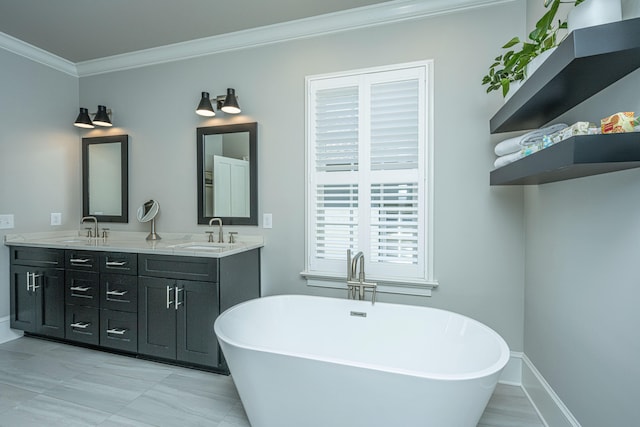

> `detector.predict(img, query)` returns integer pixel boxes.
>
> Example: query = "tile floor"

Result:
[0,336,543,426]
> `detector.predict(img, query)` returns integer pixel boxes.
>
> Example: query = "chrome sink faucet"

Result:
[208,218,223,243]
[81,216,98,238]
[346,249,377,304]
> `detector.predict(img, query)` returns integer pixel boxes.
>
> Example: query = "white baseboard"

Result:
[0,316,23,344]
[498,351,523,385]
[521,354,581,427]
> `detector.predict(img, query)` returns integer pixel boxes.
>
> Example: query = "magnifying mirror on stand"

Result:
[137,200,161,241]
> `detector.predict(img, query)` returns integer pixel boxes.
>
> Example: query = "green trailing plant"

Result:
[482,0,585,97]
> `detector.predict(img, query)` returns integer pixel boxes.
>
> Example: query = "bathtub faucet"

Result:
[346,249,377,305]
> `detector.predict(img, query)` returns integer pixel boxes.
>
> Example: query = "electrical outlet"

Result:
[51,212,62,226]
[263,213,273,229]
[0,214,15,229]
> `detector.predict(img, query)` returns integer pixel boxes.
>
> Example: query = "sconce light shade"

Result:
[196,92,216,117]
[93,105,113,127]
[74,108,95,129]
[220,88,241,114]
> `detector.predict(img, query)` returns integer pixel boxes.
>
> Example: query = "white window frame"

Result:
[301,60,437,296]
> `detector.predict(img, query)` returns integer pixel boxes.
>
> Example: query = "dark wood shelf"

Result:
[490,18,640,134]
[490,134,640,185]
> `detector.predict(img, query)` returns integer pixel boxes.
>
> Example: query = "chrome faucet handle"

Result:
[85,227,93,238]
[228,232,237,244]
[101,228,110,239]
[205,231,214,243]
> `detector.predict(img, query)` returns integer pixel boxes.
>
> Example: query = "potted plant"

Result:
[482,0,585,97]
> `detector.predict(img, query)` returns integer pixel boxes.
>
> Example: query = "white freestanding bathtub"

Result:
[214,295,509,427]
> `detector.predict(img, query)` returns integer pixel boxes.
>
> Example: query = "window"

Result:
[303,61,436,296]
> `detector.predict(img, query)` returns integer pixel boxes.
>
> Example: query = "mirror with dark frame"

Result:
[197,122,257,225]
[82,135,129,223]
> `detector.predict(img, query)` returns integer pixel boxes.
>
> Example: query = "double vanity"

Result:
[5,231,262,374]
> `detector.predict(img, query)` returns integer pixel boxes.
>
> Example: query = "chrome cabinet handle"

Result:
[166,285,174,309]
[70,258,91,264]
[70,322,90,329]
[106,290,128,296]
[26,272,32,291]
[106,261,127,267]
[70,286,91,292]
[106,328,127,335]
[30,273,41,290]
[174,286,184,310]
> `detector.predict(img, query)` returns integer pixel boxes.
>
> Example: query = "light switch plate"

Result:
[0,214,15,229]
[51,212,62,226]
[263,213,273,229]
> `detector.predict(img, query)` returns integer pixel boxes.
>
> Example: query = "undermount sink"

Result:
[55,238,96,243]
[168,242,237,251]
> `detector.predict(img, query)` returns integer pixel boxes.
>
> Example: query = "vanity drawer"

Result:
[65,305,99,345]
[100,252,137,275]
[65,250,100,272]
[100,309,137,353]
[65,271,100,307]
[138,254,218,282]
[11,247,64,268]
[100,274,137,313]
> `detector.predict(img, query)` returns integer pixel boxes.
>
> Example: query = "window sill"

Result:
[300,271,438,297]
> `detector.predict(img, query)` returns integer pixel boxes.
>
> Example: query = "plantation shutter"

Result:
[307,63,429,283]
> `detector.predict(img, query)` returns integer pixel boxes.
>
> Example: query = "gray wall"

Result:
[524,75,640,427]
[76,2,526,349]
[0,49,79,317]
[523,1,640,425]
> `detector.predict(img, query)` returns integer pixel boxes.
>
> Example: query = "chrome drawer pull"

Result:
[106,328,127,335]
[70,258,91,264]
[70,322,90,329]
[106,261,127,267]
[106,290,128,296]
[70,286,91,292]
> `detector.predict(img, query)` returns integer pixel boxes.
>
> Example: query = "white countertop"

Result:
[3,230,263,258]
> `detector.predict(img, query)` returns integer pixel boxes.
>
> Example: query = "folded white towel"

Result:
[494,136,521,156]
[494,123,568,156]
[494,151,524,169]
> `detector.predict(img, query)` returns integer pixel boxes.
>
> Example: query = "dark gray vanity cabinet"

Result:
[9,243,259,373]
[138,254,221,369]
[138,249,260,372]
[9,247,65,338]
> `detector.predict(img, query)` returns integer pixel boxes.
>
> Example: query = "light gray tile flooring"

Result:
[0,337,543,427]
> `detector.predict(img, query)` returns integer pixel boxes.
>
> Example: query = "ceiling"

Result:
[0,0,393,63]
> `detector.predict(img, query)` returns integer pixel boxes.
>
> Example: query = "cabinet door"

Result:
[176,280,220,368]
[10,265,36,332]
[37,268,65,338]
[138,277,176,360]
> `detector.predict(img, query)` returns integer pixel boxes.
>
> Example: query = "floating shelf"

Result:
[490,134,640,185]
[490,17,640,134]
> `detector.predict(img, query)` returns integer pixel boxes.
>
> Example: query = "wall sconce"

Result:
[195,88,241,117]
[74,105,113,129]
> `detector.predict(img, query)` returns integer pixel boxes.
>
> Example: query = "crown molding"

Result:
[2,0,510,78]
[0,32,77,77]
